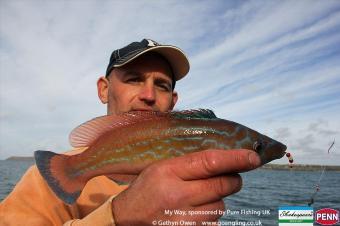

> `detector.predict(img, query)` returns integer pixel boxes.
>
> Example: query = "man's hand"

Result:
[111,149,261,225]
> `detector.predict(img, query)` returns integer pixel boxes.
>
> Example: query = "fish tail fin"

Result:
[34,150,86,204]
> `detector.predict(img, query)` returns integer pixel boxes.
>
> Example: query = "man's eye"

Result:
[157,83,171,91]
[126,77,140,83]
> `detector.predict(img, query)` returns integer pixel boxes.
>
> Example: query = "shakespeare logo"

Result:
[278,206,313,225]
[315,208,339,225]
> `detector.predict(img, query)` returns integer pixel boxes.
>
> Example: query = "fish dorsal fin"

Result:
[69,111,163,148]
[171,109,217,119]
[69,109,216,148]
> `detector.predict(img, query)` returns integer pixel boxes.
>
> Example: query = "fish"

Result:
[34,109,287,204]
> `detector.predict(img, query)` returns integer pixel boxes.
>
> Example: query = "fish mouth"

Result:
[261,142,287,165]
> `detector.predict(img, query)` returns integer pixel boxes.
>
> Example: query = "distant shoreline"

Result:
[4,156,340,171]
[5,156,35,161]
[260,163,340,171]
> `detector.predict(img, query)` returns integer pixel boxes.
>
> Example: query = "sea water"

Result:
[1,160,339,225]
[222,169,340,225]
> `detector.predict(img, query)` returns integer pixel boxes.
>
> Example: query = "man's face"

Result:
[97,53,178,115]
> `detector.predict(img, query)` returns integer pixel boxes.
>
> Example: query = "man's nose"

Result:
[138,83,156,104]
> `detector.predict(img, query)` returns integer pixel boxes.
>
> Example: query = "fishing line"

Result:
[284,151,295,205]
[308,139,335,206]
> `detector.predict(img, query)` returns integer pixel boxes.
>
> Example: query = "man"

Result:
[0,39,261,225]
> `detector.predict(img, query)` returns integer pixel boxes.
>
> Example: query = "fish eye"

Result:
[253,141,262,152]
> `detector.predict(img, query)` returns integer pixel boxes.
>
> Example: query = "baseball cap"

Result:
[105,39,190,81]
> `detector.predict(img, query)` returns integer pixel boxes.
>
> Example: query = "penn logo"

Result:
[315,208,339,225]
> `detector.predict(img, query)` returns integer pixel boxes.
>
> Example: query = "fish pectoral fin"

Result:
[106,174,138,185]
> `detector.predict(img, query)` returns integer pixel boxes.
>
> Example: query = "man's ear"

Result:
[170,91,178,110]
[97,76,109,104]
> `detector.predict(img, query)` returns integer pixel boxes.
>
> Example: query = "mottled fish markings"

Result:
[34,109,287,204]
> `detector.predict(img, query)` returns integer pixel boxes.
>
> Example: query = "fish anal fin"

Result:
[106,174,138,185]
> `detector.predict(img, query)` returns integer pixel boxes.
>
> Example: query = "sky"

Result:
[0,0,339,165]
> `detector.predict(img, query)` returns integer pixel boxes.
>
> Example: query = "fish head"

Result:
[247,129,287,164]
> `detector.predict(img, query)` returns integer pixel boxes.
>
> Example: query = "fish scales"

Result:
[69,118,259,177]
[73,123,240,177]
[34,109,287,204]
[67,118,173,176]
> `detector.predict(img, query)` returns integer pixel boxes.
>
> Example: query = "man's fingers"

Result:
[167,149,261,180]
[186,174,242,206]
